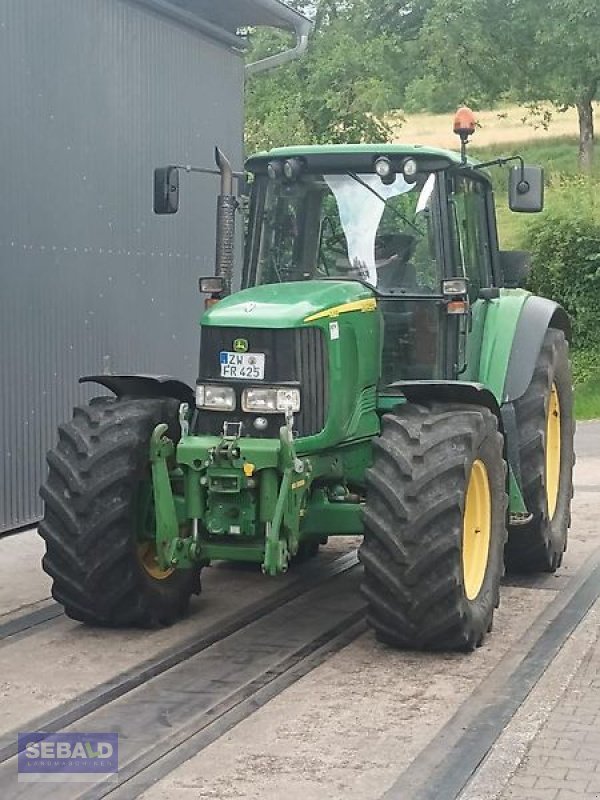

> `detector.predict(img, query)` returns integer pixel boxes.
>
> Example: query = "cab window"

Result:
[449,176,493,301]
[250,172,442,293]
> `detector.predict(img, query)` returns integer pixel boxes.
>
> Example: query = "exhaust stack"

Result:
[214,147,236,295]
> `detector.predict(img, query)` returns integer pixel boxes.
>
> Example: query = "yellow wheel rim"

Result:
[546,383,561,519]
[137,542,175,580]
[462,459,492,601]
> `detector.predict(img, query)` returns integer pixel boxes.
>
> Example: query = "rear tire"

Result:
[505,329,574,573]
[39,397,201,627]
[360,403,507,651]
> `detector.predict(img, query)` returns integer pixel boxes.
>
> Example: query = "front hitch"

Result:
[262,413,310,576]
[149,424,194,570]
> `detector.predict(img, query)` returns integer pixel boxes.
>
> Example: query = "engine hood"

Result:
[201,280,376,328]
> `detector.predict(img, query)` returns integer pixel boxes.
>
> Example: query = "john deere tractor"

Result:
[39,110,574,650]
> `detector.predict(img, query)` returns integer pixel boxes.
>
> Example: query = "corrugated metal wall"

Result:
[0,0,244,531]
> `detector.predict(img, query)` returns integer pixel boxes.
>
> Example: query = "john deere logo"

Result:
[233,338,248,353]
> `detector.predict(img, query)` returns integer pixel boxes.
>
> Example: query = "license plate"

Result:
[219,351,265,380]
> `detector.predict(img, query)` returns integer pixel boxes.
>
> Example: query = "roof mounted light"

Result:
[453,106,477,164]
[402,157,419,183]
[374,156,395,185]
[453,106,477,140]
[283,158,303,181]
[267,160,283,180]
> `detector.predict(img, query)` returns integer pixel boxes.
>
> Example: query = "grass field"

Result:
[391,102,600,150]
[572,352,600,420]
[575,377,600,420]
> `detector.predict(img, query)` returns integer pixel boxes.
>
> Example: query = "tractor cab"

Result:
[241,141,541,388]
[244,147,443,385]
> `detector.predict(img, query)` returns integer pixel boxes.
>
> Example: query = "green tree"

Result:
[533,0,600,171]
[244,1,421,152]
[421,0,600,169]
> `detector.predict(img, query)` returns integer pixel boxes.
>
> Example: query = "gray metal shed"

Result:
[0,0,308,532]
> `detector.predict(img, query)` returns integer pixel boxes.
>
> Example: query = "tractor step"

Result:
[509,512,534,526]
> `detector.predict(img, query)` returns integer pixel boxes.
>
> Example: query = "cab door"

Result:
[447,173,496,380]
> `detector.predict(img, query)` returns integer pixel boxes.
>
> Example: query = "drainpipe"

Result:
[245,13,312,76]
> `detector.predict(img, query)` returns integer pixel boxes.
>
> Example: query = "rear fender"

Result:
[80,374,194,405]
[502,297,570,403]
[475,293,570,511]
[478,293,570,404]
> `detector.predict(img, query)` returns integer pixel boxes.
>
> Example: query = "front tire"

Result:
[360,403,507,651]
[505,329,574,573]
[39,397,201,627]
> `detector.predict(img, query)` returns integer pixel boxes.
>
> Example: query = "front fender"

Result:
[389,380,503,431]
[387,379,527,513]
[80,374,194,405]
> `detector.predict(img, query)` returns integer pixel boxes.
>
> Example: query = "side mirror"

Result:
[509,165,544,213]
[499,250,531,288]
[154,166,179,214]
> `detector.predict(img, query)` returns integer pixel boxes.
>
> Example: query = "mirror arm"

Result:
[473,154,527,183]
[173,164,245,180]
[473,155,532,195]
[472,154,523,171]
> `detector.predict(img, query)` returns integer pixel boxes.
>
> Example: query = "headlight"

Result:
[195,384,236,411]
[242,387,300,414]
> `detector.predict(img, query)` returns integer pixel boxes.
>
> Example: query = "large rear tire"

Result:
[505,329,574,573]
[39,397,201,627]
[360,403,507,651]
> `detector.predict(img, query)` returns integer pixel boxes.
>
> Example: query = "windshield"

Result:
[249,172,440,293]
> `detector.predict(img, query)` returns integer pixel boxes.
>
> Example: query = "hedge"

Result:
[526,195,600,351]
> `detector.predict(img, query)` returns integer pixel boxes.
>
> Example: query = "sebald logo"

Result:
[24,740,114,759]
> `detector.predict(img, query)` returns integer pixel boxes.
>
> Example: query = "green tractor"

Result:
[39,110,574,650]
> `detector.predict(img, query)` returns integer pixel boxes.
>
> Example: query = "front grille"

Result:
[295,327,328,438]
[194,326,329,438]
